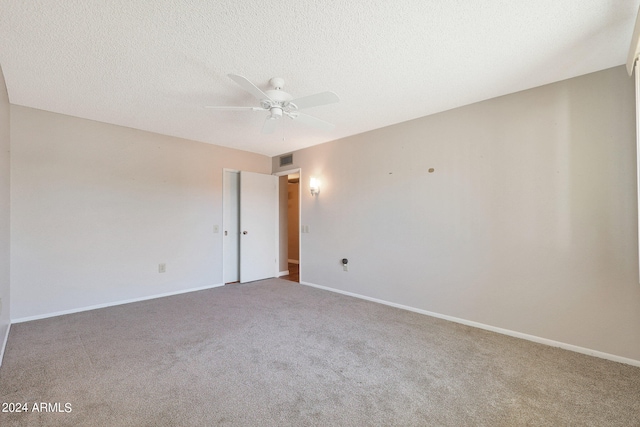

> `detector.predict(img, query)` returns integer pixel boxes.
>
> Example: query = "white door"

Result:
[240,171,278,283]
[223,171,240,283]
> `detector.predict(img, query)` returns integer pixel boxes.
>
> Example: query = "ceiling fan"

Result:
[206,74,339,134]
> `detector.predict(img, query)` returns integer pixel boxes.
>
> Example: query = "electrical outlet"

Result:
[159,263,166,273]
[213,225,219,233]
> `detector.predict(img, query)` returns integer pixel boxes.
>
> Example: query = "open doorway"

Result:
[276,169,301,283]
[284,174,299,282]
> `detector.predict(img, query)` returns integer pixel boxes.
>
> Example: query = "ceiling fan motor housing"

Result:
[265,79,294,118]
[266,89,293,104]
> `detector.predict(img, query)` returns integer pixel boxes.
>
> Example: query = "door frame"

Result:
[274,168,302,283]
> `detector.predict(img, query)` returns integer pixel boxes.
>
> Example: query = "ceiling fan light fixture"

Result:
[269,106,283,119]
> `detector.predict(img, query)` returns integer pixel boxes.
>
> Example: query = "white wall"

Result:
[10,106,271,320]
[0,65,10,354]
[273,66,640,362]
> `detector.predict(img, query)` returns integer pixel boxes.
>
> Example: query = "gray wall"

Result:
[273,65,640,362]
[0,65,10,352]
[10,106,271,320]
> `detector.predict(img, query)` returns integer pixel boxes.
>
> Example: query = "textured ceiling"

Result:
[0,1,638,157]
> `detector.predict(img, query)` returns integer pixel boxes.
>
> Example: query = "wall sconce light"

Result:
[310,177,320,196]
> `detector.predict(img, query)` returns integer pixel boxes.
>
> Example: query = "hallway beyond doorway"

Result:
[282,263,299,282]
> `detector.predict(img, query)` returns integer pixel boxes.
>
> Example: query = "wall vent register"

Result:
[280,154,293,167]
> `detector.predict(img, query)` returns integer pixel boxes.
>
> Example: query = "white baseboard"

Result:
[287,259,300,265]
[300,281,640,368]
[278,270,290,277]
[12,283,225,324]
[0,323,10,367]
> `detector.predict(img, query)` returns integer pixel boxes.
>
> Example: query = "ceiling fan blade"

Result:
[228,74,272,101]
[291,112,335,131]
[204,106,264,111]
[290,91,339,110]
[262,117,278,134]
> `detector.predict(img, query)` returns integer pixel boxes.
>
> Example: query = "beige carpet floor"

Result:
[0,278,639,426]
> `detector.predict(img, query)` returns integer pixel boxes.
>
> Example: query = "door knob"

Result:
[242,231,248,235]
